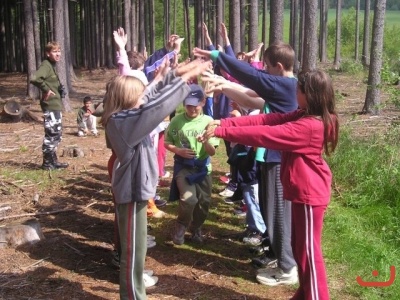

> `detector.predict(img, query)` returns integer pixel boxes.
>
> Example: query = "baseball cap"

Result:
[184,84,205,106]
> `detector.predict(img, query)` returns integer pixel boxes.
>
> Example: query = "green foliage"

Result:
[339,59,365,75]
[327,128,400,229]
[324,128,400,299]
[381,55,400,107]
[326,9,400,73]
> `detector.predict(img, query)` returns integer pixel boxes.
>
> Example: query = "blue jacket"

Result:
[211,51,298,163]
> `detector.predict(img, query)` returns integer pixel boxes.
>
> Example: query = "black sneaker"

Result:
[111,250,120,268]
[224,197,243,205]
[243,232,263,246]
[252,251,277,268]
[154,195,167,207]
[249,245,269,255]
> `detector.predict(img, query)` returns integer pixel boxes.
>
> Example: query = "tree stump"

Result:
[62,146,85,158]
[0,99,42,123]
[0,218,44,248]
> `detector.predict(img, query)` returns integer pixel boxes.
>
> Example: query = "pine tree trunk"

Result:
[53,0,72,112]
[333,0,342,69]
[362,0,371,66]
[230,0,241,53]
[23,0,39,99]
[248,0,259,52]
[319,0,328,63]
[302,0,318,71]
[269,0,284,44]
[363,0,386,115]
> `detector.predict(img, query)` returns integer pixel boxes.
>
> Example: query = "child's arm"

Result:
[203,75,264,110]
[113,28,131,76]
[117,59,212,144]
[193,48,276,99]
[30,62,56,101]
[203,22,213,48]
[220,23,235,57]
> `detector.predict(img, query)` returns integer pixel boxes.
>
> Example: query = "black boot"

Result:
[41,152,55,170]
[52,152,69,169]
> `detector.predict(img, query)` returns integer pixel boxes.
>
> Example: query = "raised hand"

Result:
[203,22,212,46]
[220,23,230,46]
[167,34,180,50]
[201,74,229,94]
[192,47,212,59]
[175,58,212,83]
[153,56,171,83]
[113,27,128,51]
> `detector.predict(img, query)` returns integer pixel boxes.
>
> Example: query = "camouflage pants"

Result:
[42,111,63,154]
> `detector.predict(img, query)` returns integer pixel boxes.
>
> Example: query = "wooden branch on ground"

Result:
[0,180,25,192]
[0,208,76,221]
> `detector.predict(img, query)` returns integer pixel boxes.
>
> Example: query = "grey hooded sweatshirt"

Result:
[106,71,191,204]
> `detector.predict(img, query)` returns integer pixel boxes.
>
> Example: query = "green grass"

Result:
[323,126,400,299]
[385,10,400,27]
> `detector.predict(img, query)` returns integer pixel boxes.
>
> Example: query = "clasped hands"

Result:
[197,120,221,143]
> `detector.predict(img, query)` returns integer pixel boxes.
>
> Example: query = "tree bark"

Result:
[319,0,328,63]
[290,0,299,73]
[124,0,132,51]
[240,0,246,52]
[261,0,268,53]
[301,0,318,71]
[355,0,360,61]
[269,0,284,44]
[333,0,342,70]
[32,0,41,68]
[363,0,386,115]
[362,0,371,66]
[248,0,259,52]
[23,0,39,99]
[216,0,224,47]
[230,0,241,53]
[53,0,72,112]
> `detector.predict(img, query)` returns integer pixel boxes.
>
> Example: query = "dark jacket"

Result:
[30,59,63,112]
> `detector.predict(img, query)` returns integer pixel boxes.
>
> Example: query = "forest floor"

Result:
[0,68,399,300]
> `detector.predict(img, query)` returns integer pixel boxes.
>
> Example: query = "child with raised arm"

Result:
[101,58,210,300]
[201,70,339,299]
[194,43,298,283]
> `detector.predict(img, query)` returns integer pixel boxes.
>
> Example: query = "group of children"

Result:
[33,25,339,300]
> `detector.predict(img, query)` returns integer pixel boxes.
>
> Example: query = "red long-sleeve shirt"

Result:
[215,110,333,206]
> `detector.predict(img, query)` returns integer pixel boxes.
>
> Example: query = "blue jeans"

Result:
[241,183,266,234]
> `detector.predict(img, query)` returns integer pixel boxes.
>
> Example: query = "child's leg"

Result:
[191,174,212,230]
[87,115,98,134]
[78,115,89,136]
[118,201,148,300]
[264,163,296,272]
[242,183,266,234]
[175,168,199,227]
[107,151,120,255]
[291,203,329,300]
[157,131,167,177]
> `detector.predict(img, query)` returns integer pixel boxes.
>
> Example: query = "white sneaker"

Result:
[147,235,155,241]
[143,269,154,276]
[147,239,156,249]
[161,171,170,178]
[143,273,158,288]
[219,188,235,197]
[256,266,298,286]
